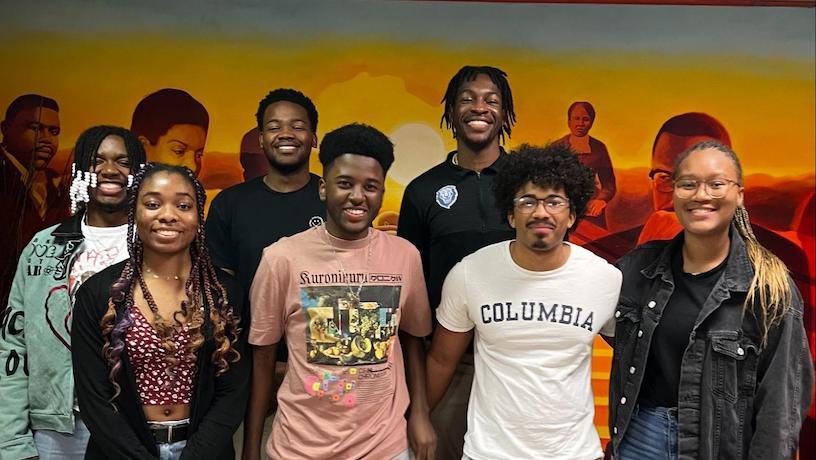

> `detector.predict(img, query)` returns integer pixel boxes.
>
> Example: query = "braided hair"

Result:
[674,140,793,346]
[100,163,240,403]
[440,65,516,144]
[69,125,146,214]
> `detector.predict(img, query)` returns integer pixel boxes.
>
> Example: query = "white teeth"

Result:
[346,209,365,215]
[277,146,297,152]
[157,230,179,237]
[467,120,488,128]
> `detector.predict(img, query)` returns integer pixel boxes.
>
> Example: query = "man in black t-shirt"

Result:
[397,66,517,460]
[206,89,325,294]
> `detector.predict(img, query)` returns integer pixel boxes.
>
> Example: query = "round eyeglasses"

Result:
[513,196,570,214]
[673,178,740,199]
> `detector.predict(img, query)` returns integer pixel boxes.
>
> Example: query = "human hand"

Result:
[586,199,607,217]
[407,410,437,460]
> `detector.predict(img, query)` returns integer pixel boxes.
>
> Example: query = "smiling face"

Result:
[141,124,207,176]
[568,104,594,138]
[319,154,385,240]
[452,73,505,150]
[260,101,317,175]
[1,106,60,170]
[136,171,199,256]
[88,135,132,213]
[508,182,576,254]
[673,148,743,238]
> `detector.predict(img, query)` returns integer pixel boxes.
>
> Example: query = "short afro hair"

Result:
[131,88,209,144]
[4,94,59,122]
[256,88,318,132]
[493,143,596,222]
[319,123,394,175]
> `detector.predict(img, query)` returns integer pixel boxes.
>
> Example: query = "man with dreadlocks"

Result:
[427,144,621,460]
[397,65,517,459]
[71,163,248,459]
[0,126,144,459]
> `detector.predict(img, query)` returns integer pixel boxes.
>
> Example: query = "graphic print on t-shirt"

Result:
[300,285,401,366]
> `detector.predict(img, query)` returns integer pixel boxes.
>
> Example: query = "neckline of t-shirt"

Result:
[259,173,317,195]
[313,225,379,250]
[502,240,576,277]
[80,217,128,238]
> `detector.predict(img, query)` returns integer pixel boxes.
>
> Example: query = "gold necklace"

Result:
[321,225,372,301]
[143,264,180,281]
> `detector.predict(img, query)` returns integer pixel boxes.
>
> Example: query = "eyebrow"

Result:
[520,193,567,200]
[141,191,195,198]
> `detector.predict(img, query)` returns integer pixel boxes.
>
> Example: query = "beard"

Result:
[265,150,310,176]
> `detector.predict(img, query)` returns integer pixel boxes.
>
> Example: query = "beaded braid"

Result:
[68,125,146,215]
[674,140,793,346]
[100,163,241,405]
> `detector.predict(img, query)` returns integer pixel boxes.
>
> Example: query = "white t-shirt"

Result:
[69,219,129,299]
[437,241,622,460]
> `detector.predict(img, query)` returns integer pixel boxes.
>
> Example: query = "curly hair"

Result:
[493,143,596,224]
[318,123,394,174]
[100,163,240,403]
[255,88,318,132]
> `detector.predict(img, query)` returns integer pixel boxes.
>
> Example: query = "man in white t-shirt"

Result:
[426,143,622,460]
[0,125,145,459]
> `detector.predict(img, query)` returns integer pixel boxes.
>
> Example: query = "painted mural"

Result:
[1,0,814,452]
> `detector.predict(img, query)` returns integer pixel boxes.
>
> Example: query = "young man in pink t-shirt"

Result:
[244,123,436,460]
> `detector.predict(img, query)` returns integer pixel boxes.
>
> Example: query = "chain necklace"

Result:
[320,225,372,301]
[137,271,200,327]
[144,264,180,281]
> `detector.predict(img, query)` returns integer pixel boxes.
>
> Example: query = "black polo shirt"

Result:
[398,150,515,314]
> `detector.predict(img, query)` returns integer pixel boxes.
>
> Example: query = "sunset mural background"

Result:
[2,0,814,451]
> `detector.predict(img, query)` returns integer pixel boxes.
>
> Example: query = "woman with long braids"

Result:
[608,140,813,459]
[71,163,249,459]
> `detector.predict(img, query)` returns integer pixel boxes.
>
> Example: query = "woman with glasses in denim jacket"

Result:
[608,140,813,459]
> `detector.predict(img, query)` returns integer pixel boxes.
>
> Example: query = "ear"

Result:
[0,119,7,139]
[507,212,516,229]
[737,186,744,208]
[311,133,317,149]
[257,131,264,150]
[319,177,326,202]
[138,135,152,151]
[568,210,577,229]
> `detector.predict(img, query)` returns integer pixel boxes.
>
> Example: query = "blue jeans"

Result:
[157,440,186,460]
[33,412,90,459]
[618,406,678,460]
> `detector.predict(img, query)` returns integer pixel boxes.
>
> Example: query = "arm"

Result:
[0,252,37,460]
[71,281,157,459]
[592,140,616,203]
[401,332,436,460]
[241,343,278,460]
[426,325,473,411]
[748,286,814,459]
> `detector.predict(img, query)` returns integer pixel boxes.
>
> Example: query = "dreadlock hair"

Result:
[69,126,146,214]
[673,140,792,346]
[440,65,516,144]
[100,163,240,404]
[493,143,595,231]
[255,88,318,132]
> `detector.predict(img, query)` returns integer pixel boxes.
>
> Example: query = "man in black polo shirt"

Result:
[398,65,517,460]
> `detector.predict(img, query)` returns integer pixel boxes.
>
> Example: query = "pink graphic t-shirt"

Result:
[250,226,431,460]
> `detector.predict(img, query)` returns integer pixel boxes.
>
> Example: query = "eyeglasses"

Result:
[648,168,674,193]
[513,196,570,214]
[673,178,741,199]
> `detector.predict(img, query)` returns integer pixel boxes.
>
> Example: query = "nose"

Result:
[690,182,713,200]
[470,98,489,113]
[39,126,56,145]
[157,204,179,222]
[349,185,364,203]
[97,160,121,178]
[530,200,552,218]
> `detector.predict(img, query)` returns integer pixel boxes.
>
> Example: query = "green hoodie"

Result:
[0,212,84,460]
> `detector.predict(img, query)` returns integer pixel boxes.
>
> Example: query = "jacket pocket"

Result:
[709,332,752,404]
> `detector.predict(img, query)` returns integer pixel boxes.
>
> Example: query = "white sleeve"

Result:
[435,261,474,332]
[600,266,623,337]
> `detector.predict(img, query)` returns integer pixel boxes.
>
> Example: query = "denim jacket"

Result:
[609,226,813,459]
[0,212,85,460]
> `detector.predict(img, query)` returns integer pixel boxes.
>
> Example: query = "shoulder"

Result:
[211,178,262,203]
[260,227,312,260]
[570,244,622,281]
[615,239,670,272]
[26,222,62,246]
[459,241,508,268]
[75,260,128,312]
[403,160,453,196]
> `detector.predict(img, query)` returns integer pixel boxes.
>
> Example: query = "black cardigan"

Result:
[72,260,250,459]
